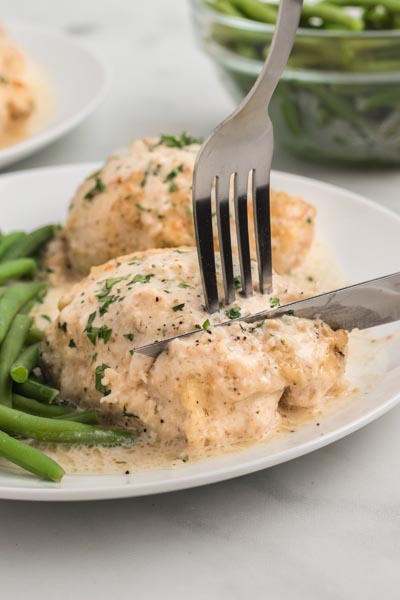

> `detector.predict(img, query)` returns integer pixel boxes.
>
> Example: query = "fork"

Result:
[193,0,303,313]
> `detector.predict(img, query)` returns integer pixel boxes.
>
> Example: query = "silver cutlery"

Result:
[193,0,303,312]
[136,272,400,357]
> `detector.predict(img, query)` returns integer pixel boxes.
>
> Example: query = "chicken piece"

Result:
[41,247,347,449]
[269,191,315,275]
[63,136,316,276]
[0,28,35,136]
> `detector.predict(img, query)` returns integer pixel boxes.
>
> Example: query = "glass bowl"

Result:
[191,0,400,165]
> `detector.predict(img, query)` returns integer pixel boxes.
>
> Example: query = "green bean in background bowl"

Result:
[191,0,400,165]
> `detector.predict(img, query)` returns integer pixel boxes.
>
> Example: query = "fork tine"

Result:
[234,173,253,297]
[193,192,219,313]
[252,172,273,294]
[216,175,235,305]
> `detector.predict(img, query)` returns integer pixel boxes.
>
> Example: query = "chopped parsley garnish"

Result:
[248,322,264,333]
[196,319,211,331]
[163,289,171,294]
[165,164,184,182]
[95,277,128,315]
[233,275,242,290]
[169,183,179,193]
[68,339,77,348]
[99,295,117,316]
[286,310,294,316]
[172,303,185,312]
[128,257,141,265]
[0,76,9,84]
[123,333,134,341]
[96,277,128,299]
[130,273,155,284]
[307,275,314,282]
[41,314,51,322]
[140,163,151,188]
[174,249,186,254]
[84,312,112,345]
[57,321,67,333]
[85,169,101,180]
[85,311,96,330]
[95,364,111,396]
[269,297,280,309]
[178,282,191,289]
[226,306,242,319]
[123,405,139,418]
[306,217,313,224]
[136,203,148,212]
[84,177,106,200]
[159,133,203,148]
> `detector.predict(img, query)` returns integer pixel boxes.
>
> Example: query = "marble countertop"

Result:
[1,1,399,598]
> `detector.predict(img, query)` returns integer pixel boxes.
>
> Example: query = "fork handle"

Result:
[243,0,303,113]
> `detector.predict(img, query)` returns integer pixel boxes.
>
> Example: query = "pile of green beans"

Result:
[204,0,400,72]
[0,227,135,482]
[201,0,400,163]
[206,0,400,31]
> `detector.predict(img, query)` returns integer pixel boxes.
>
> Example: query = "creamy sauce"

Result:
[0,59,54,150]
[35,327,396,476]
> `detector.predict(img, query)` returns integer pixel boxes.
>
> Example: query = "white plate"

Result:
[0,19,107,169]
[1,164,400,501]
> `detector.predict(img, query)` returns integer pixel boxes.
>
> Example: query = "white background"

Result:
[0,1,399,598]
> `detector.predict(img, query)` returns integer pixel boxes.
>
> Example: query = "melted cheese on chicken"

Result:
[41,247,347,449]
[63,137,316,276]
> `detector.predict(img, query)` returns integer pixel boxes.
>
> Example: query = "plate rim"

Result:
[0,163,399,501]
[0,19,108,167]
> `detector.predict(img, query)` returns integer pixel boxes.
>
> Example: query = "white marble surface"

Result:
[1,1,400,598]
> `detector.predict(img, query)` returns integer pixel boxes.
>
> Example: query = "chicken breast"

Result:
[63,135,316,276]
[0,28,35,137]
[41,247,347,449]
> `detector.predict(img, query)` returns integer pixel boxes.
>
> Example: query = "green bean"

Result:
[325,0,400,12]
[303,82,372,135]
[0,225,55,262]
[280,97,303,135]
[0,429,64,482]
[0,232,25,260]
[0,282,46,343]
[362,88,400,110]
[14,378,59,404]
[54,410,100,425]
[10,343,39,383]
[0,314,33,407]
[0,258,36,283]
[205,0,244,16]
[0,404,136,445]
[302,3,364,30]
[12,394,73,418]
[0,287,5,299]
[25,326,44,344]
[230,0,278,23]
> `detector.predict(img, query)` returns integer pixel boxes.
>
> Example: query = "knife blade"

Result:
[135,271,400,358]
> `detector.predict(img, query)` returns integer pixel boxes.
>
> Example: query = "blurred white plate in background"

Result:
[0,164,400,500]
[0,19,107,169]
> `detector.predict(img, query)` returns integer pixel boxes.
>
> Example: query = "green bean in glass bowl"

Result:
[191,0,400,165]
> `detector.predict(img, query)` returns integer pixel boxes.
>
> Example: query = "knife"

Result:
[135,271,400,358]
